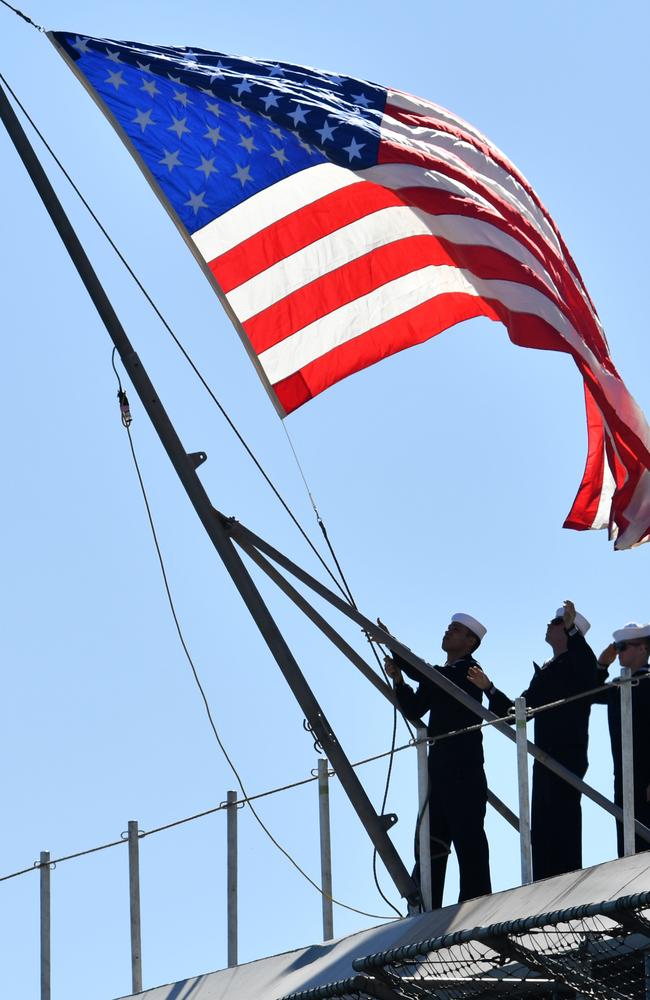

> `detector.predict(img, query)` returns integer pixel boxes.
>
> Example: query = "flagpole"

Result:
[0,80,420,907]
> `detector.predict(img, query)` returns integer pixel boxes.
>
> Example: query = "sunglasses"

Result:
[615,640,645,652]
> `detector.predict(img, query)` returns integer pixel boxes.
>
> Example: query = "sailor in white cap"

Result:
[384,612,491,908]
[594,622,650,856]
[468,600,598,881]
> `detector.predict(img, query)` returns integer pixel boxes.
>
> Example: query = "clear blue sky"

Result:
[1,3,648,998]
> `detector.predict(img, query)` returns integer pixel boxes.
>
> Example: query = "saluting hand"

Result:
[597,643,617,668]
[563,599,576,631]
[468,664,492,691]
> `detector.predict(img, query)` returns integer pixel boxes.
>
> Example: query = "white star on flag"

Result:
[288,105,308,126]
[105,70,126,91]
[185,190,208,214]
[158,148,182,171]
[343,136,364,160]
[141,79,160,97]
[132,109,155,132]
[168,116,190,139]
[232,163,252,185]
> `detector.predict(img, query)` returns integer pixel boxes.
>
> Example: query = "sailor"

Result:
[594,622,650,856]
[468,601,598,881]
[385,613,491,908]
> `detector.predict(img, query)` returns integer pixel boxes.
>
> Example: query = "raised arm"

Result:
[385,654,433,722]
[468,664,514,718]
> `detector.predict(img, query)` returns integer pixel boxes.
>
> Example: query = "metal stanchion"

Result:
[40,851,51,1000]
[128,820,143,994]
[620,669,636,856]
[514,698,533,884]
[317,759,334,940]
[415,724,432,911]
[226,790,238,967]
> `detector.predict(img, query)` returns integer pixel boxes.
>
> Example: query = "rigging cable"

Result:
[0,66,409,912]
[281,418,411,912]
[0,0,42,30]
[0,672,640,887]
[0,70,351,606]
[109,350,397,921]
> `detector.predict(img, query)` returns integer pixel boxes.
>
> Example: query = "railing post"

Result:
[317,759,334,940]
[415,723,432,910]
[128,820,143,994]
[620,668,636,856]
[514,698,533,884]
[226,790,238,967]
[40,851,51,1000]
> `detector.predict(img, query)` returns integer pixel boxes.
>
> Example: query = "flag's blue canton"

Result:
[54,33,386,234]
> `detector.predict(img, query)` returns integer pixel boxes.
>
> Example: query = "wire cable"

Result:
[0,73,404,751]
[371,702,404,917]
[281,418,415,910]
[0,70,351,605]
[110,351,397,921]
[3,666,647,890]
[0,739,422,887]
[0,0,43,30]
[2,75,409,887]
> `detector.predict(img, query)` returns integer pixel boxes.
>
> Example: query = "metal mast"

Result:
[0,81,420,907]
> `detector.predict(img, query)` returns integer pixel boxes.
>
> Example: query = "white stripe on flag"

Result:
[359,162,603,341]
[357,161,496,209]
[259,267,605,385]
[593,443,616,530]
[191,162,362,260]
[381,117,562,257]
[227,204,560,321]
[617,468,650,548]
[385,89,494,147]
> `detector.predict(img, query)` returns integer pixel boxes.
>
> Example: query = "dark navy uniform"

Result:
[393,651,491,908]
[593,665,650,856]
[487,630,598,881]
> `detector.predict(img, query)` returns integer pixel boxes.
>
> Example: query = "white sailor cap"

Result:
[555,607,590,635]
[612,622,650,643]
[452,612,486,642]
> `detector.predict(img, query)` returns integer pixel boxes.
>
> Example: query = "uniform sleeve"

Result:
[394,678,432,722]
[591,666,612,705]
[488,686,514,718]
[391,650,436,722]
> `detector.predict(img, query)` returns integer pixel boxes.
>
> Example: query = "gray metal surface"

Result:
[415,724,432,911]
[114,851,650,1000]
[229,519,650,844]
[0,79,418,909]
[317,760,334,941]
[128,821,143,994]
[621,669,636,856]
[227,791,238,968]
[514,698,532,884]
[40,851,50,1000]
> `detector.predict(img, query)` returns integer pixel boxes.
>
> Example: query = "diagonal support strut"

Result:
[0,81,419,907]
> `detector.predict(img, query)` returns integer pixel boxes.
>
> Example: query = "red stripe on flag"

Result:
[210,182,403,293]
[243,233,570,355]
[383,175,610,366]
[384,99,597,315]
[563,384,607,531]
[384,101,558,235]
[274,291,501,412]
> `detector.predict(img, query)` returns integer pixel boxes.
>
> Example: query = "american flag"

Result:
[50,31,650,549]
